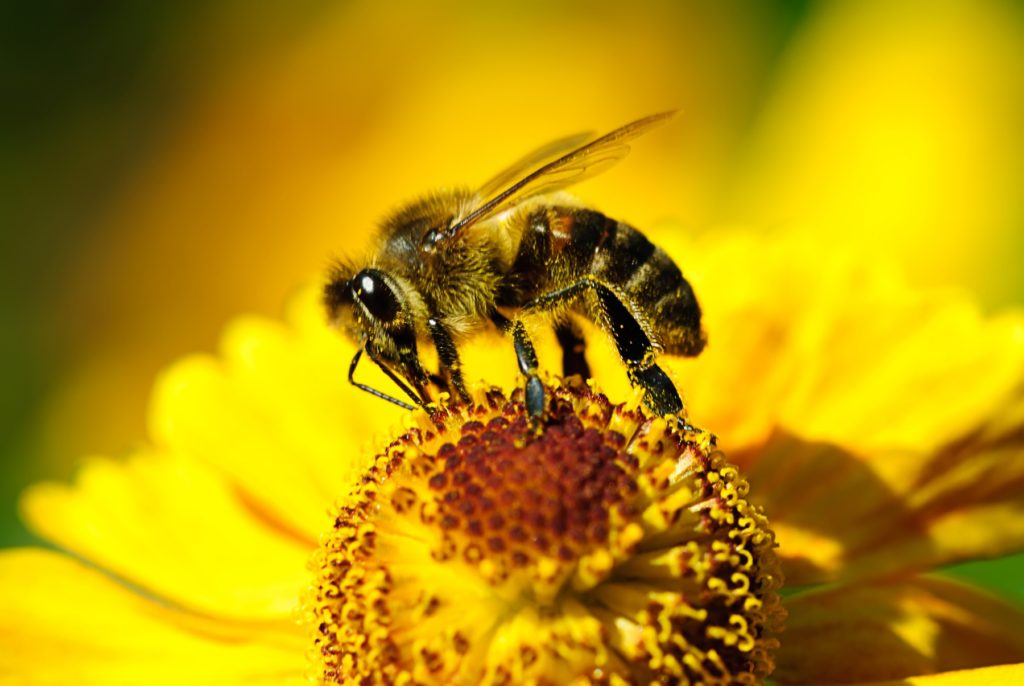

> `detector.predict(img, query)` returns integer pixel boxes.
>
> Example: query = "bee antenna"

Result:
[347,348,419,411]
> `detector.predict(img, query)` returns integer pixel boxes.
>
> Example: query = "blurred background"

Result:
[2,0,1022,596]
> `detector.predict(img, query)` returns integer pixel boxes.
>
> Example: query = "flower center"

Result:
[308,380,783,685]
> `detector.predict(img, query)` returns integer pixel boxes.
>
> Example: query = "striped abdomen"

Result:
[502,206,705,357]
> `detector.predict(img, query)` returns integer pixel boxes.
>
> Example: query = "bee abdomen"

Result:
[570,209,705,357]
[506,207,704,358]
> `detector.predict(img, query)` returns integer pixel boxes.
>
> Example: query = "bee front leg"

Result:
[491,312,545,421]
[426,317,471,405]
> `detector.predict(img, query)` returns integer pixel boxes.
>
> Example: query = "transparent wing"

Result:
[449,111,676,237]
[475,130,595,201]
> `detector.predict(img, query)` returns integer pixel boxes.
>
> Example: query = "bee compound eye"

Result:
[353,269,400,323]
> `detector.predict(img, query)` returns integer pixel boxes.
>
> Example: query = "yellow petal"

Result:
[853,663,1024,686]
[773,576,1024,684]
[0,548,305,685]
[20,450,311,621]
[661,231,1024,456]
[648,231,1024,584]
[149,287,400,540]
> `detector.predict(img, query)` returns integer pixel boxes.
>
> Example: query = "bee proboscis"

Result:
[325,112,705,424]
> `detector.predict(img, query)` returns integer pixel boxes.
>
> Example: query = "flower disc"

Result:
[308,380,783,685]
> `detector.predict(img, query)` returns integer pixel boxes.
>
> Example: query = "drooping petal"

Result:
[850,663,1024,686]
[0,549,305,685]
[731,409,1024,586]
[773,576,1024,684]
[832,390,1024,583]
[21,450,312,622]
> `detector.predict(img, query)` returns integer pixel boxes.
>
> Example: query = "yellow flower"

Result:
[3,228,1024,684]
[309,382,782,684]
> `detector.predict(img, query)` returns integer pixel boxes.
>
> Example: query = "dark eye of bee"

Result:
[352,269,399,323]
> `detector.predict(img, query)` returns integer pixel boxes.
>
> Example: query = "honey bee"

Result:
[324,112,705,423]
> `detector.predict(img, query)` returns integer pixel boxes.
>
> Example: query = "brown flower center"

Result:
[308,379,784,685]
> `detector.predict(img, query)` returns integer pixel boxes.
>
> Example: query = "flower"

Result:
[3,228,1024,684]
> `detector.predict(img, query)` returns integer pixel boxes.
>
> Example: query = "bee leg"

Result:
[554,320,591,380]
[426,317,471,404]
[513,323,546,421]
[348,348,419,410]
[491,312,545,421]
[525,279,691,426]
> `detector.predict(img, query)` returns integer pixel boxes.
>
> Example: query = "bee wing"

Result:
[475,130,595,201]
[450,111,675,237]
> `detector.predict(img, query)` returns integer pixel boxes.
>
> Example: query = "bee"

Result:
[324,112,705,424]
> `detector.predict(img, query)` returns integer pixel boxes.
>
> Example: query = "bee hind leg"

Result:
[554,320,591,380]
[525,279,694,429]
[491,311,545,421]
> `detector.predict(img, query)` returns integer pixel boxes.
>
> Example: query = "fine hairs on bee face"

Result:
[325,112,705,428]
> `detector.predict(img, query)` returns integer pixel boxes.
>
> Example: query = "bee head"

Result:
[325,264,424,362]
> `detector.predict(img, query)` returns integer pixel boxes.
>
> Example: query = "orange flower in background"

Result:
[3,228,1023,683]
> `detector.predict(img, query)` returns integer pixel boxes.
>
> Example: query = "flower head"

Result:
[310,381,782,684]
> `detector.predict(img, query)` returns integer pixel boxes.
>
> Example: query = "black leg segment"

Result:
[491,311,546,420]
[554,320,591,380]
[427,317,471,403]
[524,278,685,418]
